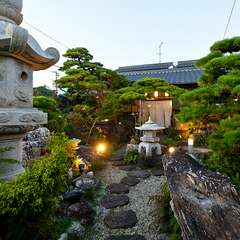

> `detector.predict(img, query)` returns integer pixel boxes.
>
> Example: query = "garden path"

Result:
[93,146,168,240]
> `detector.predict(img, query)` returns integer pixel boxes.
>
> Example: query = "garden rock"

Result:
[63,191,82,203]
[67,221,85,238]
[101,194,129,209]
[73,175,99,192]
[162,152,240,240]
[67,199,95,224]
[151,169,164,177]
[104,210,138,229]
[22,127,50,161]
[107,183,129,194]
[112,160,126,166]
[121,176,140,186]
[58,233,68,240]
[127,170,150,179]
[105,235,146,240]
[119,165,137,171]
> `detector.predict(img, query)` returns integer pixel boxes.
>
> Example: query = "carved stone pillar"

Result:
[0,0,60,180]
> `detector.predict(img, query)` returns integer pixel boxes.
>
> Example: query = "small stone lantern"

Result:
[135,117,165,157]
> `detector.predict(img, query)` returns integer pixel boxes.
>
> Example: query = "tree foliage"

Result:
[56,47,130,143]
[101,77,185,119]
[33,96,66,132]
[178,37,240,185]
[33,85,57,98]
[56,47,129,105]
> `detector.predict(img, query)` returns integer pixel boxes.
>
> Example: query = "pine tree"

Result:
[178,37,240,185]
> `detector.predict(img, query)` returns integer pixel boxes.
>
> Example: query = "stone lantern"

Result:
[135,117,165,157]
[0,0,60,179]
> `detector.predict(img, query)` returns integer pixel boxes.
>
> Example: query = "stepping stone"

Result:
[121,176,140,186]
[112,161,126,166]
[127,170,150,179]
[151,169,164,176]
[119,165,137,171]
[101,194,129,209]
[104,210,137,229]
[105,235,146,240]
[107,183,129,194]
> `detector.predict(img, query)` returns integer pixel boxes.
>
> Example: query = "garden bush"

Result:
[124,149,139,164]
[0,133,73,239]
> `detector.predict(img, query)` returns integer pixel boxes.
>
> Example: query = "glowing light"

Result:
[169,147,175,155]
[165,92,169,97]
[154,91,159,98]
[104,119,109,122]
[145,93,148,97]
[188,138,194,146]
[97,143,107,153]
[188,137,194,153]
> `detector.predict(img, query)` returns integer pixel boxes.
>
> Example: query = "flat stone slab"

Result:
[105,235,146,240]
[101,194,129,209]
[151,169,164,176]
[121,176,140,186]
[119,165,137,171]
[127,170,151,179]
[107,183,129,194]
[112,161,126,166]
[104,210,137,229]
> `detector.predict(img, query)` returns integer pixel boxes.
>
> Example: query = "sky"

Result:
[21,0,240,88]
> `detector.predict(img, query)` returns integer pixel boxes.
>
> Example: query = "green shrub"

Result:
[204,115,240,185]
[162,128,180,149]
[157,182,182,240]
[124,149,139,164]
[0,133,72,239]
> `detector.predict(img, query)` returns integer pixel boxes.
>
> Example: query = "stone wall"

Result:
[162,152,240,240]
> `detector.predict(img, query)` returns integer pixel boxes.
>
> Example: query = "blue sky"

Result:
[22,0,240,88]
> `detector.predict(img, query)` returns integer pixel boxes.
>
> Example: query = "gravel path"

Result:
[93,158,166,240]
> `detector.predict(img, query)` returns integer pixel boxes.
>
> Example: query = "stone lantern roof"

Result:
[0,0,60,70]
[135,117,165,131]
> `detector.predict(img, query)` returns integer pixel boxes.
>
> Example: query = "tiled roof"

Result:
[116,60,203,85]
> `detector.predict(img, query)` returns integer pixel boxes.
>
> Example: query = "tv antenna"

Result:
[157,42,164,63]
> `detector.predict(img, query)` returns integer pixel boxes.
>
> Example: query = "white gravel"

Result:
[94,163,166,240]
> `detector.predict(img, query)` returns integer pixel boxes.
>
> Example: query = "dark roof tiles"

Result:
[116,60,203,85]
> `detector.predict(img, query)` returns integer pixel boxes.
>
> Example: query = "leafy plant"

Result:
[124,149,139,164]
[0,133,73,239]
[156,182,182,240]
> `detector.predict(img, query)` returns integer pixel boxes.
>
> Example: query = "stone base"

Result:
[138,142,162,157]
[0,134,25,180]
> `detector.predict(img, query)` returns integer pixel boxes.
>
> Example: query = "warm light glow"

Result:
[169,147,175,154]
[145,93,148,97]
[97,143,107,153]
[154,91,159,98]
[188,138,194,146]
[104,119,109,122]
[165,92,169,97]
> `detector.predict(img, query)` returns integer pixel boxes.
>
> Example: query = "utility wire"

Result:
[223,0,237,38]
[23,20,70,49]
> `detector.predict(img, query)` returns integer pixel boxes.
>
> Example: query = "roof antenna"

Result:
[157,42,164,63]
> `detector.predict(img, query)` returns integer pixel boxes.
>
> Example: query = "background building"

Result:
[117,60,203,89]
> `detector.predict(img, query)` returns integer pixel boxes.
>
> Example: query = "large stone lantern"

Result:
[135,117,165,157]
[0,0,60,179]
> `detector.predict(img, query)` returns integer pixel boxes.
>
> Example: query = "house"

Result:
[116,60,203,89]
